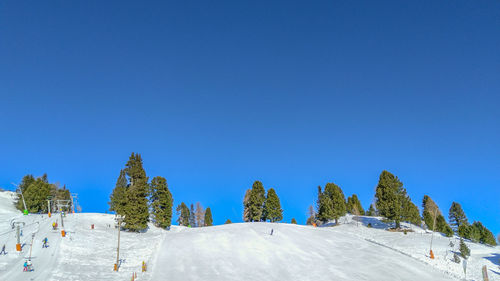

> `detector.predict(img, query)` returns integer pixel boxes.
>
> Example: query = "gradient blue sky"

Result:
[1,1,499,235]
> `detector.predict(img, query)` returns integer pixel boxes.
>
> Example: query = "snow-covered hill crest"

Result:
[0,190,498,281]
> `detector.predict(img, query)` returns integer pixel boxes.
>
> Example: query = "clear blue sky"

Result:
[0,1,498,235]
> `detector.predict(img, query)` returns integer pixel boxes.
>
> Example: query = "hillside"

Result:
[0,191,498,281]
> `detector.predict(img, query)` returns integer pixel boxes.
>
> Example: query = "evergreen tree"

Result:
[189,203,196,227]
[347,194,365,215]
[469,221,497,246]
[375,170,413,229]
[316,186,334,223]
[123,153,150,232]
[247,181,265,222]
[16,174,73,214]
[22,176,52,213]
[291,218,297,224]
[149,176,173,229]
[225,219,232,224]
[403,198,421,225]
[262,188,283,222]
[366,204,376,216]
[325,182,346,225]
[242,189,251,222]
[195,202,204,227]
[204,207,213,226]
[176,202,190,226]
[448,202,468,234]
[459,239,470,259]
[109,169,128,215]
[422,195,452,237]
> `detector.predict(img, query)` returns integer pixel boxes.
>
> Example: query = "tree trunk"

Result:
[395,220,401,229]
[335,218,338,225]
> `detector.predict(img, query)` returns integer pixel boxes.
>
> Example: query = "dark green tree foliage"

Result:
[316,186,334,223]
[375,170,415,229]
[176,202,190,226]
[346,194,365,215]
[225,219,232,224]
[262,188,283,222]
[448,202,468,234]
[109,169,128,214]
[123,153,150,232]
[291,218,297,224]
[204,207,213,226]
[403,198,421,226]
[460,221,497,246]
[459,239,470,259]
[189,203,196,227]
[317,183,346,225]
[150,176,173,229]
[422,195,452,237]
[16,174,72,213]
[247,181,266,222]
[366,204,376,216]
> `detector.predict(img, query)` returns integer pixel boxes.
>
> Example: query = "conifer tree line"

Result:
[307,170,496,246]
[15,174,72,213]
[243,181,283,222]
[109,152,173,231]
[176,201,212,227]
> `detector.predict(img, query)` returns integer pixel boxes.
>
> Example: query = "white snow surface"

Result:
[0,190,499,281]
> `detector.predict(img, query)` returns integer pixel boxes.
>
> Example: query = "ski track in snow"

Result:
[1,191,499,281]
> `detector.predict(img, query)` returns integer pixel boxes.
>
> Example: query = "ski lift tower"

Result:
[113,215,125,272]
[47,195,53,217]
[70,193,79,213]
[56,200,71,237]
[11,183,28,215]
[11,221,25,251]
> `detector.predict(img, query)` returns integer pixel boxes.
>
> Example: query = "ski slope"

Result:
[0,190,499,281]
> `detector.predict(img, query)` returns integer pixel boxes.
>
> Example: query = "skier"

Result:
[42,237,48,248]
[0,244,6,255]
[26,260,33,272]
[23,261,28,272]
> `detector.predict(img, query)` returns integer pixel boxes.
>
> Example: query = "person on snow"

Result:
[42,237,48,248]
[0,244,6,255]
[23,261,28,272]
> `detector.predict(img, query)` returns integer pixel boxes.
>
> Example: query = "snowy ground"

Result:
[0,190,499,281]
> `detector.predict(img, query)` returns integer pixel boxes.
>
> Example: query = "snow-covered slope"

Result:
[0,190,498,281]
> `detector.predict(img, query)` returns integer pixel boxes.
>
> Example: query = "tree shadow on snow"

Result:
[357,217,390,230]
[484,253,500,266]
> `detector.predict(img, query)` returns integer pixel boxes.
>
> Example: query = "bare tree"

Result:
[352,205,360,227]
[195,202,204,227]
[243,189,251,222]
[306,205,316,225]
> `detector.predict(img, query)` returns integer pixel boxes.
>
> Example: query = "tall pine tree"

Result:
[189,203,196,227]
[176,202,190,226]
[375,170,414,229]
[262,188,283,222]
[325,182,346,225]
[150,176,173,229]
[123,153,150,232]
[204,207,213,226]
[247,181,266,222]
[109,169,128,215]
[448,202,468,234]
[347,194,365,215]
